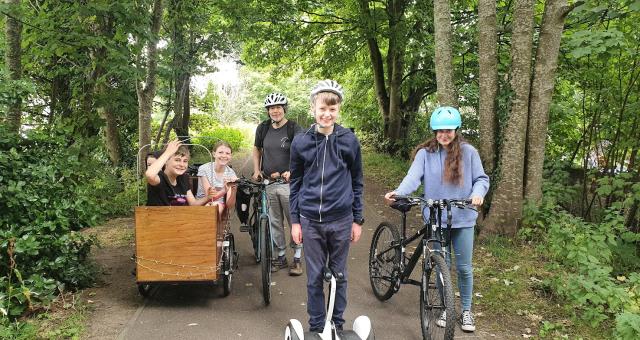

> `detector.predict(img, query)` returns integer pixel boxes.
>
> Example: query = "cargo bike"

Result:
[132,142,237,298]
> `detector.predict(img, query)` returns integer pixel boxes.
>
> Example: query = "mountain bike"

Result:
[368,196,475,340]
[236,177,285,306]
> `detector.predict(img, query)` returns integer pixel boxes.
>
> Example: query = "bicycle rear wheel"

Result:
[420,252,455,340]
[222,233,235,297]
[260,215,272,305]
[369,222,401,301]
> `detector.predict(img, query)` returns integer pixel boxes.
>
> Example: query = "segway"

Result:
[284,264,374,340]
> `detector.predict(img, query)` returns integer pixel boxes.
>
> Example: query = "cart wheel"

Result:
[222,233,235,297]
[284,320,304,340]
[138,284,152,297]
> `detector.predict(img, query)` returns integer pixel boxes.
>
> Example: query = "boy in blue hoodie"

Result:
[289,79,364,333]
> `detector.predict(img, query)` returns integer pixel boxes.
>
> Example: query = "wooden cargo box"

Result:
[135,206,219,282]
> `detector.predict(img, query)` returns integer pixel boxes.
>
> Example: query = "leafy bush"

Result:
[522,171,640,335]
[0,126,128,319]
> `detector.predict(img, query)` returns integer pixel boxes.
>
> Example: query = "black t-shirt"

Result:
[262,124,293,175]
[146,171,191,206]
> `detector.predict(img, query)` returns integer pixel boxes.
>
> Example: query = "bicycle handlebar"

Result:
[232,176,287,188]
[392,195,475,210]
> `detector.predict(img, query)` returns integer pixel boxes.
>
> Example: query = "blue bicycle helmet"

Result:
[430,106,462,130]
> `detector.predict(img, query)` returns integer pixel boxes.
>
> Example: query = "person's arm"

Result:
[224,169,238,208]
[145,140,181,186]
[350,138,364,225]
[469,147,490,205]
[187,174,217,206]
[350,138,364,243]
[395,149,427,195]
[252,146,262,180]
[289,136,304,244]
[187,188,218,206]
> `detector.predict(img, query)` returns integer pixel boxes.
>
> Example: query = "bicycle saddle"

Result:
[390,198,413,212]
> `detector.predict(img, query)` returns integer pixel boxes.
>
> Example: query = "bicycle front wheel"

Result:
[249,207,260,263]
[260,216,272,305]
[420,252,455,340]
[369,222,401,301]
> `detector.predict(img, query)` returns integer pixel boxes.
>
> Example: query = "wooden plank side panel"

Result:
[135,206,218,282]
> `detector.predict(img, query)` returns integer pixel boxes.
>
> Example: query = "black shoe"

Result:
[271,256,288,272]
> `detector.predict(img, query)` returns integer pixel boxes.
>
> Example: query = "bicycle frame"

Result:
[376,199,459,287]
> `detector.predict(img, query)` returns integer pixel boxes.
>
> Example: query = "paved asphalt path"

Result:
[118,155,488,340]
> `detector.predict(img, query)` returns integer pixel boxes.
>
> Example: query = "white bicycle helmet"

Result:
[310,79,344,101]
[264,92,288,108]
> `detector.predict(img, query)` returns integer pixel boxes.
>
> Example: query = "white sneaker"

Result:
[436,311,447,328]
[460,310,476,332]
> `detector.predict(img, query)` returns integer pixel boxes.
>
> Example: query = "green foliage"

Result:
[189,113,245,154]
[522,172,640,334]
[615,311,640,340]
[0,125,137,320]
[0,319,38,340]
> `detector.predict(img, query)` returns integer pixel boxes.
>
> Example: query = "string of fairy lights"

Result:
[133,214,234,279]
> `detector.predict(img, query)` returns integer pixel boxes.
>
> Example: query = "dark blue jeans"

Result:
[300,214,353,330]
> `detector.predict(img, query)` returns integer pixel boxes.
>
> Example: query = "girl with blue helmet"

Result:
[385,106,489,332]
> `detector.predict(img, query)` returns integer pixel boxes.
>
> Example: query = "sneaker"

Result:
[271,256,288,272]
[460,310,476,332]
[289,258,303,276]
[436,311,447,328]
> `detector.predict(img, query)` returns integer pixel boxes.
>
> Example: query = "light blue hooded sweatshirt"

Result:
[395,143,489,228]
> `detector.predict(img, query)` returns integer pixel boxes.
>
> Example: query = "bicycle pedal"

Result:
[239,224,251,232]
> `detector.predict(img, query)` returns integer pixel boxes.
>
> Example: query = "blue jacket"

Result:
[289,124,364,224]
[395,143,489,228]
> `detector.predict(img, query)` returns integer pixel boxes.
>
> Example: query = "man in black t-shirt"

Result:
[252,92,304,276]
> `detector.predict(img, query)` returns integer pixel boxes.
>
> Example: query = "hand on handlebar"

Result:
[470,195,484,206]
[281,171,291,182]
[384,191,397,205]
[251,171,262,181]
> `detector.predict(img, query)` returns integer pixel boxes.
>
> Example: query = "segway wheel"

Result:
[352,315,375,339]
[284,320,305,340]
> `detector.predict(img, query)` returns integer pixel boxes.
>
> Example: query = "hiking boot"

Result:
[289,258,303,276]
[436,310,447,328]
[271,256,288,272]
[460,310,476,332]
[239,223,250,232]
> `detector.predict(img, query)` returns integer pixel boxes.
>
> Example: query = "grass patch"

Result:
[362,149,410,189]
[473,235,612,339]
[1,293,88,340]
[82,217,134,248]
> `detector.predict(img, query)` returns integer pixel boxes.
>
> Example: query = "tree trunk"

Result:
[524,0,571,203]
[98,99,121,166]
[92,16,121,165]
[4,0,23,133]
[137,0,164,173]
[181,73,190,137]
[482,0,535,236]
[477,0,498,174]
[433,0,457,106]
[358,0,411,149]
[50,63,72,122]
